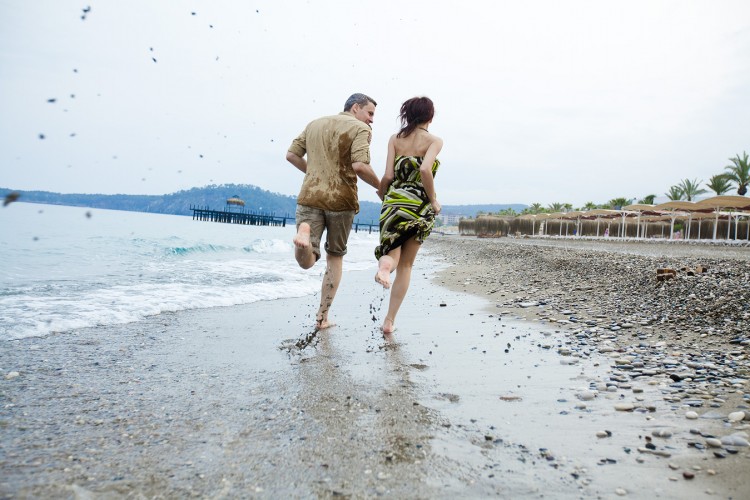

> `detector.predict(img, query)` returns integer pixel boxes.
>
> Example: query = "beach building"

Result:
[438,214,463,226]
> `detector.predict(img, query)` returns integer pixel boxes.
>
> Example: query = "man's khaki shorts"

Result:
[295,205,355,260]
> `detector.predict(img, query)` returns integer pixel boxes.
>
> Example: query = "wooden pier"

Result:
[190,205,290,227]
[353,220,379,233]
[190,205,378,233]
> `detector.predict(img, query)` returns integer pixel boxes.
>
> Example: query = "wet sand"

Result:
[1,240,748,498]
[429,235,750,498]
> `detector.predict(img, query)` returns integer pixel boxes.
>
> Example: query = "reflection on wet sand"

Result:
[292,328,439,497]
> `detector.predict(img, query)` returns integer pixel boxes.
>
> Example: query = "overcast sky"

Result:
[2,0,749,207]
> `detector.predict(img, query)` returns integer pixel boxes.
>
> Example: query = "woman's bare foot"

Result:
[381,317,395,334]
[375,256,393,288]
[294,223,311,249]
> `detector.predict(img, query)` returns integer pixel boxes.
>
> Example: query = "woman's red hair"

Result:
[397,97,435,138]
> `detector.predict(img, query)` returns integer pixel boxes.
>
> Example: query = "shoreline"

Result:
[427,235,750,496]
[1,239,748,498]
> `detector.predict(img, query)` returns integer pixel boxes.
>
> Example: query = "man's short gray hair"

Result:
[344,93,377,112]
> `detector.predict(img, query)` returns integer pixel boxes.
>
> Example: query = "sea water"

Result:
[0,202,379,340]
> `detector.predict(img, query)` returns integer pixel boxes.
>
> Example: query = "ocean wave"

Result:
[165,243,234,255]
[165,238,292,256]
[243,238,292,254]
[0,279,319,340]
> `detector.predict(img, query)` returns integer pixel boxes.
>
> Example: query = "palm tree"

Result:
[547,202,564,212]
[706,174,732,196]
[522,202,544,215]
[581,201,598,211]
[665,185,684,201]
[562,203,573,212]
[677,178,707,201]
[608,197,632,210]
[725,151,750,196]
[497,207,517,216]
[638,194,656,204]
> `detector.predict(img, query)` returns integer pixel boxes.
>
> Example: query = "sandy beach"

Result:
[2,236,749,498]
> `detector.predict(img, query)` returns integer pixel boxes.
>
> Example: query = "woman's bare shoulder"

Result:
[428,135,444,150]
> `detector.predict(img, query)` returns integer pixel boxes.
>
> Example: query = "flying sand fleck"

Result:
[3,192,21,207]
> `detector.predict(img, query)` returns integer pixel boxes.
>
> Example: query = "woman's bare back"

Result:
[393,129,435,157]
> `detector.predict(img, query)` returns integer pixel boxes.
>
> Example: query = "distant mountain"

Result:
[1,185,526,222]
[0,184,384,222]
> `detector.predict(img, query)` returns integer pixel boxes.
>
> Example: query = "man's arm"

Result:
[352,161,380,190]
[286,151,307,174]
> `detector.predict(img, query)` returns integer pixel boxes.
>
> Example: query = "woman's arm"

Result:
[419,137,444,213]
[377,135,397,200]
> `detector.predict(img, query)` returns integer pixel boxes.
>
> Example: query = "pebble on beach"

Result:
[652,430,673,438]
[728,411,745,423]
[576,390,597,401]
[427,237,750,497]
[614,402,634,412]
[705,438,722,448]
[720,435,749,447]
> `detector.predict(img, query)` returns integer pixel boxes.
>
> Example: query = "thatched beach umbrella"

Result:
[520,213,553,236]
[544,212,566,236]
[688,210,730,240]
[614,210,639,237]
[639,214,672,239]
[579,209,620,237]
[519,213,540,236]
[623,204,660,238]
[694,195,750,240]
[653,201,697,239]
[741,213,750,241]
[560,211,585,236]
[524,212,557,236]
[532,212,554,236]
[723,211,750,241]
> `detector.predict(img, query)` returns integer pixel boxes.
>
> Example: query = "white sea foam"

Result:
[243,238,293,254]
[2,279,321,340]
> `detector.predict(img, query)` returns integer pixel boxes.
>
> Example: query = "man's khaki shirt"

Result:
[288,112,372,213]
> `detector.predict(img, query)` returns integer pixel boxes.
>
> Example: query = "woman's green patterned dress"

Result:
[375,155,440,260]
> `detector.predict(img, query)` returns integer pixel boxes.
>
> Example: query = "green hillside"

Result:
[1,185,526,223]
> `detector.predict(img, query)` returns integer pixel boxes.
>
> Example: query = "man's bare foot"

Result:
[294,223,311,249]
[381,317,395,334]
[315,318,336,331]
[375,257,392,288]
